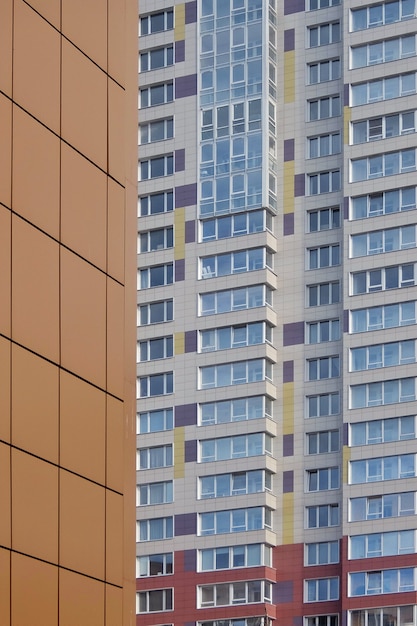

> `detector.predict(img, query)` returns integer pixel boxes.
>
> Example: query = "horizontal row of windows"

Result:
[351,35,416,70]
[136,396,272,434]
[200,358,272,388]
[200,248,272,278]
[350,224,416,257]
[351,149,416,182]
[351,263,415,294]
[350,453,416,484]
[136,374,416,410]
[351,0,415,31]
[136,492,416,541]
[136,581,415,615]
[200,321,272,352]
[201,99,261,140]
[138,464,406,506]
[137,531,416,577]
[199,581,271,607]
[352,72,416,105]
[350,339,416,371]
[350,415,415,446]
[200,433,272,462]
[351,187,416,219]
[351,111,415,144]
[200,469,272,499]
[137,544,271,577]
[351,376,416,408]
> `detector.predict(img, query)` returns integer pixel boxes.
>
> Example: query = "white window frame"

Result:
[139,190,174,216]
[139,263,174,290]
[351,0,416,31]
[305,577,339,602]
[308,95,341,121]
[137,516,174,542]
[136,588,173,613]
[307,430,339,454]
[349,492,416,522]
[137,480,174,506]
[350,415,416,446]
[137,552,173,577]
[308,206,341,232]
[308,59,341,84]
[138,336,174,362]
[307,319,340,344]
[307,392,340,418]
[350,187,416,219]
[350,377,416,408]
[306,504,340,529]
[308,22,340,48]
[351,72,416,106]
[138,372,174,398]
[351,263,415,295]
[138,299,173,326]
[139,82,174,108]
[305,541,339,566]
[198,507,272,536]
[140,154,174,180]
[308,170,341,195]
[137,408,174,434]
[140,9,174,35]
[140,45,174,72]
[199,395,271,426]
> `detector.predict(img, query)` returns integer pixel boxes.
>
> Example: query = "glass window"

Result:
[137,516,173,542]
[138,409,174,434]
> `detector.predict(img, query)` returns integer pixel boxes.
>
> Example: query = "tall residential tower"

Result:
[136,2,417,626]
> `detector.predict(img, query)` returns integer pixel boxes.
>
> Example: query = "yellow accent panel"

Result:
[174,427,185,478]
[284,51,295,104]
[343,445,351,484]
[282,492,294,545]
[175,332,185,355]
[344,106,351,145]
[283,161,294,214]
[283,382,294,435]
[175,4,185,41]
[174,208,185,260]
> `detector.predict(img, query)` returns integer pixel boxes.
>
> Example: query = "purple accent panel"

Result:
[175,403,197,427]
[283,434,294,458]
[283,470,294,494]
[341,611,348,626]
[185,330,197,353]
[283,212,294,236]
[344,83,349,106]
[283,360,294,383]
[284,138,294,162]
[183,550,197,572]
[344,196,349,219]
[293,618,303,626]
[175,74,197,98]
[294,173,305,197]
[185,220,196,243]
[185,0,197,23]
[274,581,293,603]
[343,423,348,446]
[283,321,304,346]
[343,309,349,333]
[175,40,185,63]
[175,183,197,208]
[175,258,185,281]
[175,148,185,172]
[284,29,295,52]
[185,440,197,462]
[284,0,304,14]
[175,512,197,536]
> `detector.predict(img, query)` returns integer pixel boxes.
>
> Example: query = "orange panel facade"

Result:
[0,0,137,624]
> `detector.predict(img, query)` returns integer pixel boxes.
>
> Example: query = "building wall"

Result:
[0,1,137,624]
[136,1,417,626]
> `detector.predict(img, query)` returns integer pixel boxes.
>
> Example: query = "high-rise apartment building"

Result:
[0,1,137,624]
[136,1,417,626]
